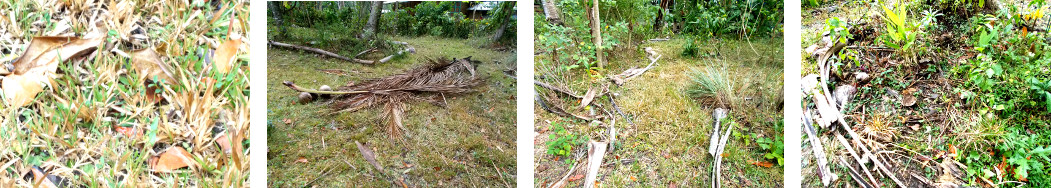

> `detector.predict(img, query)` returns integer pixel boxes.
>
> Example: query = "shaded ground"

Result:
[533,38,784,187]
[266,31,517,187]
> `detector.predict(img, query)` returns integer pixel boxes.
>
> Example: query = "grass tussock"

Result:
[689,65,737,108]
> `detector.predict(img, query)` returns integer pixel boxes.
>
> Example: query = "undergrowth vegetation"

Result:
[803,0,1051,186]
[535,0,783,186]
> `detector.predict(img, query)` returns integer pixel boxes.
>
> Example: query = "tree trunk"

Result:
[492,2,516,43]
[541,0,561,24]
[591,0,605,68]
[364,1,383,40]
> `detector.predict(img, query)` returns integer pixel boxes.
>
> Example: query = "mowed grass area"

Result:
[266,32,517,186]
[534,38,784,187]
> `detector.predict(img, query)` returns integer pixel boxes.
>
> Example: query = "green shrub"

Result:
[681,38,699,57]
[546,123,584,159]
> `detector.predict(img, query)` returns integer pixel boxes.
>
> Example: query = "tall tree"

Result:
[590,0,605,68]
[541,0,561,24]
[364,1,383,40]
[491,2,516,43]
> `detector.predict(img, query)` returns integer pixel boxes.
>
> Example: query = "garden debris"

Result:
[23,166,65,188]
[902,88,919,107]
[2,36,103,108]
[708,108,729,156]
[356,141,384,171]
[149,146,199,173]
[933,159,968,187]
[284,57,482,138]
[834,85,856,108]
[550,154,586,188]
[211,32,242,74]
[610,47,661,86]
[803,108,837,186]
[317,69,357,76]
[583,141,608,188]
[129,47,175,84]
[710,108,733,188]
[268,40,415,64]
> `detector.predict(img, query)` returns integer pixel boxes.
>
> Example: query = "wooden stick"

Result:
[838,157,875,188]
[834,131,878,185]
[803,109,836,186]
[282,81,368,95]
[583,141,608,188]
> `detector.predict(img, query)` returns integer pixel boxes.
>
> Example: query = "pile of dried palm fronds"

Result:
[284,57,483,138]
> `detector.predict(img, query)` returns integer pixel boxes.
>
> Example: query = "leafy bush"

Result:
[756,135,784,166]
[681,38,699,57]
[546,123,585,158]
[956,17,1051,116]
[674,0,784,38]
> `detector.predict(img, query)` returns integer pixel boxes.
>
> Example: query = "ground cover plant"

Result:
[267,1,516,187]
[0,0,250,186]
[534,0,784,187]
[802,0,1051,187]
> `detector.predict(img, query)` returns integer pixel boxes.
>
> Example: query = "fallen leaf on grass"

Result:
[3,36,103,108]
[295,157,309,163]
[113,126,141,138]
[212,33,241,74]
[215,133,232,154]
[130,48,174,83]
[630,176,637,181]
[568,174,584,181]
[751,161,774,168]
[148,146,198,173]
[578,87,597,109]
[356,141,384,171]
[23,166,61,188]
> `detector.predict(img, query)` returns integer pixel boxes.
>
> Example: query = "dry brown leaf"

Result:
[148,146,198,173]
[295,157,309,163]
[568,174,585,181]
[355,141,384,171]
[113,126,141,138]
[215,134,232,154]
[212,33,241,74]
[578,87,597,109]
[3,36,103,108]
[130,48,174,83]
[25,167,58,188]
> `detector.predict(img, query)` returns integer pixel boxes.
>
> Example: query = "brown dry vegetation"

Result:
[0,0,250,186]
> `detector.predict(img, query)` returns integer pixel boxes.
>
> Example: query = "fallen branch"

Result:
[268,40,415,64]
[803,108,837,186]
[549,155,586,188]
[606,92,634,125]
[838,157,874,188]
[583,141,608,188]
[611,47,661,86]
[712,115,733,188]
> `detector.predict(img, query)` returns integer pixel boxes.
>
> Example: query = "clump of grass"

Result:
[681,38,700,57]
[689,65,737,108]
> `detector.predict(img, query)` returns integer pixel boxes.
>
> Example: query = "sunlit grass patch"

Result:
[266,31,517,187]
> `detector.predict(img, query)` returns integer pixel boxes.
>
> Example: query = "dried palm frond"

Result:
[284,57,483,138]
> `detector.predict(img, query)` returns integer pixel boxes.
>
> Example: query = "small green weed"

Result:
[546,122,585,159]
